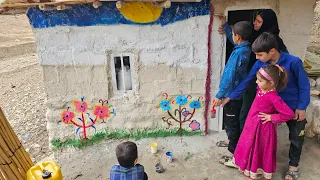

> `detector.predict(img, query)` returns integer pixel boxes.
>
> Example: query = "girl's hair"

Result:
[258,64,288,91]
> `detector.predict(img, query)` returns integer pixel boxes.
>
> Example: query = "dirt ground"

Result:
[0,14,49,163]
[49,127,320,180]
[0,2,319,179]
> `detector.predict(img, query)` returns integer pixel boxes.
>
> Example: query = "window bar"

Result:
[120,55,127,93]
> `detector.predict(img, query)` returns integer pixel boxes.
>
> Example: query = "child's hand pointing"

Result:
[258,112,271,124]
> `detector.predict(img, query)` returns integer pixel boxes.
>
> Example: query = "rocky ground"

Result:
[308,1,320,55]
[0,14,49,162]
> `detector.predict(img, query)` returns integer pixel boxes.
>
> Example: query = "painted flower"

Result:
[73,100,88,113]
[175,95,188,106]
[182,110,190,117]
[189,120,200,131]
[189,100,201,109]
[93,105,110,119]
[61,110,75,124]
[160,100,171,111]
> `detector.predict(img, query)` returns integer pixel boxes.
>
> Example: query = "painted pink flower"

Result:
[189,120,200,131]
[61,110,75,124]
[73,100,88,113]
[93,105,110,119]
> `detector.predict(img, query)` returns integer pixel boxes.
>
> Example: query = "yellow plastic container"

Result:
[27,161,62,180]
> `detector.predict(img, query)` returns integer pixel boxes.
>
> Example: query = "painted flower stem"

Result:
[167,111,179,123]
[66,113,99,139]
[81,113,87,139]
[166,106,196,132]
[69,120,82,127]
[85,117,98,128]
[179,105,182,133]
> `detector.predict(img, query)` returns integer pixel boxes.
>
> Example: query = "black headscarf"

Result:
[257,9,280,35]
[252,9,288,53]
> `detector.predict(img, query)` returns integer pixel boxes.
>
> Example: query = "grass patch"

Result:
[51,128,204,149]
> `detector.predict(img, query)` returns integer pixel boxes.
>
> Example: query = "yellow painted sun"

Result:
[119,2,163,23]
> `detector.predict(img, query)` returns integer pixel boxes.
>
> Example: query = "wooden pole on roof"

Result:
[93,0,102,8]
[100,0,201,2]
[0,107,33,180]
[152,0,171,8]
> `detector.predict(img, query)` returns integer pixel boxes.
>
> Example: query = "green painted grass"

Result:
[51,128,204,149]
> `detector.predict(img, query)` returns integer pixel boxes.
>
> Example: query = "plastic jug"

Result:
[27,161,62,180]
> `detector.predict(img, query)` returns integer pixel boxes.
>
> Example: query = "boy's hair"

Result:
[116,141,138,168]
[232,21,253,41]
[258,64,288,91]
[252,32,279,53]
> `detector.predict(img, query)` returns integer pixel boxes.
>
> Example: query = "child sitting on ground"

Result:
[110,141,148,180]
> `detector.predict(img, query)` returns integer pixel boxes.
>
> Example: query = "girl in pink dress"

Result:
[225,64,295,179]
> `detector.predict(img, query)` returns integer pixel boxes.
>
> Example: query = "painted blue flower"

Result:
[160,100,171,111]
[175,95,188,106]
[189,100,201,109]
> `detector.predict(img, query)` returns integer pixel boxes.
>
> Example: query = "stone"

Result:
[306,98,320,138]
[316,77,320,87]
[309,77,317,87]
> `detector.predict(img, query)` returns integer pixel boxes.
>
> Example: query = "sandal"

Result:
[285,168,300,180]
[216,141,229,147]
[219,155,232,164]
[224,159,237,168]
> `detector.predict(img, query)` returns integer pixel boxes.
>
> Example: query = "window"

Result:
[110,53,135,93]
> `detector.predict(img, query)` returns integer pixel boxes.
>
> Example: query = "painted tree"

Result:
[59,97,116,139]
[158,92,203,132]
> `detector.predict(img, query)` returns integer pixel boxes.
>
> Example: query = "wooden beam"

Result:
[152,0,171,8]
[115,1,122,9]
[0,1,90,8]
[92,0,102,8]
[39,4,56,11]
[100,0,201,2]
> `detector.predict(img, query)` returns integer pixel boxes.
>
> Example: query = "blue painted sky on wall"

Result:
[27,0,210,28]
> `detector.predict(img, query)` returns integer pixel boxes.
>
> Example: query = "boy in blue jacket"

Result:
[213,21,252,162]
[222,32,310,180]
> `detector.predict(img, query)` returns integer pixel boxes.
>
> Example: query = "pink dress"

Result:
[233,88,294,179]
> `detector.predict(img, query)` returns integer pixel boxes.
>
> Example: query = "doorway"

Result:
[225,9,261,63]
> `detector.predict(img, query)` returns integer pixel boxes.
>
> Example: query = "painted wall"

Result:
[278,0,317,59]
[34,15,211,141]
[28,0,316,141]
